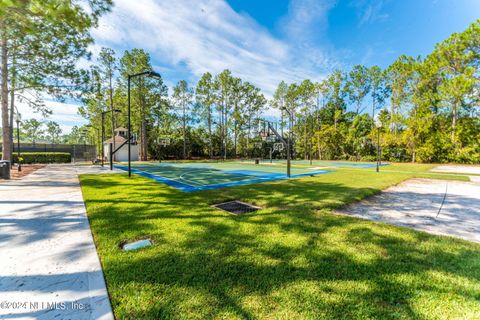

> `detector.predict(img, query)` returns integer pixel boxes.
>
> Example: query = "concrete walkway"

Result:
[0,165,118,320]
[337,178,480,243]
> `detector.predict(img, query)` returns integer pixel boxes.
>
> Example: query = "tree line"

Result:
[0,0,112,166]
[1,1,478,165]
[81,20,479,163]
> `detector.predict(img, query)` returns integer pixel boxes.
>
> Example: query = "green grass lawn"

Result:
[80,163,480,319]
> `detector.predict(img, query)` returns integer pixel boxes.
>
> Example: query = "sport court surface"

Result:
[254,159,389,169]
[114,161,332,192]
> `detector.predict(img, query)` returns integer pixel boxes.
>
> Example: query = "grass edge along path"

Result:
[80,164,480,320]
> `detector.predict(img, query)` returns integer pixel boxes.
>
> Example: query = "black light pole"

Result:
[101,109,121,167]
[282,107,292,178]
[14,109,21,171]
[127,70,161,177]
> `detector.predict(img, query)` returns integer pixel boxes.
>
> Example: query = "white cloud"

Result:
[91,0,335,97]
[350,0,389,26]
[280,0,341,74]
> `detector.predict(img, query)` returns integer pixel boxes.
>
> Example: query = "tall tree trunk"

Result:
[303,121,307,160]
[1,33,11,166]
[391,102,397,135]
[280,111,284,138]
[219,108,223,158]
[208,106,212,158]
[234,120,237,157]
[334,104,338,129]
[109,73,115,161]
[317,137,321,160]
[182,104,186,159]
[141,119,147,161]
[9,85,14,156]
[247,118,251,158]
[223,99,227,160]
[139,89,147,161]
[451,101,458,148]
[9,46,15,159]
[371,88,376,119]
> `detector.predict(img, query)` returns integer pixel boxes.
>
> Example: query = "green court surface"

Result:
[255,159,388,169]
[114,161,332,192]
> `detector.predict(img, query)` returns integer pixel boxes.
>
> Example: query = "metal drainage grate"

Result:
[213,200,260,215]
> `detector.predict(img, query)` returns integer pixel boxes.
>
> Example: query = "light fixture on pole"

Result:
[281,107,292,178]
[127,70,161,177]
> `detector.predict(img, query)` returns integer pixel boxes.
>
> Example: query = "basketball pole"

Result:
[259,117,290,178]
[280,108,293,178]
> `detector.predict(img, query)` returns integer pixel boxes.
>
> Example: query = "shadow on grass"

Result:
[80,173,480,319]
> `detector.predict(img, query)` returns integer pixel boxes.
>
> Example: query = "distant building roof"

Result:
[114,127,128,132]
[103,136,127,144]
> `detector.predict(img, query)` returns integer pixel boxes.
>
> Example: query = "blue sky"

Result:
[228,0,479,69]
[20,0,480,133]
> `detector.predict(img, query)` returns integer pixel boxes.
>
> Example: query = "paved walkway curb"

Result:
[0,165,114,320]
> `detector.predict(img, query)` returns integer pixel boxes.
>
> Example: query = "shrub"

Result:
[361,155,377,162]
[0,152,71,164]
[455,147,480,164]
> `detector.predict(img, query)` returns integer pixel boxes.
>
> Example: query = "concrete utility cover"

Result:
[122,239,152,251]
[337,178,480,243]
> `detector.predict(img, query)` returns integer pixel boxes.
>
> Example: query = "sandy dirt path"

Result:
[337,178,480,243]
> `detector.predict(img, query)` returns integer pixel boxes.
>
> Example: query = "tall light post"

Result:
[374,115,382,173]
[14,107,21,172]
[127,70,161,177]
[101,109,121,167]
[281,107,293,178]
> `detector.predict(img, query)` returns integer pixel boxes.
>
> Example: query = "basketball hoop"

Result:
[273,142,284,152]
[157,137,171,146]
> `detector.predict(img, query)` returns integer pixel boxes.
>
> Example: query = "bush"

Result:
[455,147,480,164]
[0,152,71,164]
[361,155,377,162]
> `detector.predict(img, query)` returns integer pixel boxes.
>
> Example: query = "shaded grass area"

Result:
[80,164,480,319]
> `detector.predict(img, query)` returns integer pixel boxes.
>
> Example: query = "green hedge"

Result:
[0,152,71,164]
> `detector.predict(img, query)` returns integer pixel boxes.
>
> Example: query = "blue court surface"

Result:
[114,162,332,192]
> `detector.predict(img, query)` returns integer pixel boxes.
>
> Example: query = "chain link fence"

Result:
[3,143,97,163]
